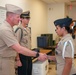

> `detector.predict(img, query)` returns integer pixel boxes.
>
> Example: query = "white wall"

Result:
[0,0,48,48]
[68,6,76,20]
[29,0,48,48]
[47,3,65,40]
[65,4,69,17]
[47,3,76,40]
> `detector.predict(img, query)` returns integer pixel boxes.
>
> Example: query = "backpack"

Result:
[15,27,23,41]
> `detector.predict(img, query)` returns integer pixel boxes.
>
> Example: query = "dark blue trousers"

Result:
[18,54,32,75]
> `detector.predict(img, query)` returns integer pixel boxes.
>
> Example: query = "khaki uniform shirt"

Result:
[15,24,31,49]
[55,34,76,75]
[0,21,18,57]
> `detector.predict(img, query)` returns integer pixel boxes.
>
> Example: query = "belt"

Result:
[0,56,15,60]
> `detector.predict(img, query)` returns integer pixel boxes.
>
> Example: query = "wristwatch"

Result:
[36,52,39,58]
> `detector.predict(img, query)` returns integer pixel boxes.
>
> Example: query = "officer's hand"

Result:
[16,60,22,67]
[38,53,47,61]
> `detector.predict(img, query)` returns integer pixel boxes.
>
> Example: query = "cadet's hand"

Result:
[47,55,56,61]
[38,53,47,61]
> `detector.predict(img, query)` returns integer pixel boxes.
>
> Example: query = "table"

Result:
[40,48,52,54]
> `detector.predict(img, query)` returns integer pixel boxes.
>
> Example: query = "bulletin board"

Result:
[0,6,6,26]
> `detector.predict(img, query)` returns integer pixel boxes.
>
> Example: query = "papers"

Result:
[0,6,6,26]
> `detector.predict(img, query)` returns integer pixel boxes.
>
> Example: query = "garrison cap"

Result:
[54,18,72,27]
[20,11,30,18]
[5,4,23,15]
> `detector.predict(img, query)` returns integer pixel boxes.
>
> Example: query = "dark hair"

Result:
[59,25,71,33]
[73,25,76,30]
[65,26,71,33]
[72,25,76,39]
[22,17,30,19]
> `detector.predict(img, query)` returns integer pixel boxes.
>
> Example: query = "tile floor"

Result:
[47,58,76,75]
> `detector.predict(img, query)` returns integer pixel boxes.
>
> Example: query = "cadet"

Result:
[48,18,76,75]
[54,18,76,75]
[0,4,47,75]
[15,11,32,75]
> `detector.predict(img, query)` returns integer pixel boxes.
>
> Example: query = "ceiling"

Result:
[41,0,76,6]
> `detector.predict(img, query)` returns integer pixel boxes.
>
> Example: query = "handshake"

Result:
[33,48,55,61]
[37,53,55,61]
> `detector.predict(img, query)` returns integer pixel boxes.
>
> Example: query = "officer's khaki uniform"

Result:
[15,24,31,49]
[55,34,76,75]
[0,21,18,75]
[15,24,32,75]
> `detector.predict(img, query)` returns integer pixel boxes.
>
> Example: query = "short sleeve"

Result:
[0,29,18,47]
[64,41,74,58]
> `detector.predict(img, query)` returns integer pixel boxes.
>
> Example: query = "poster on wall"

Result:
[0,6,6,26]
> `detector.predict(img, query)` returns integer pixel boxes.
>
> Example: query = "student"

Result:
[15,11,32,75]
[48,18,76,75]
[0,4,47,75]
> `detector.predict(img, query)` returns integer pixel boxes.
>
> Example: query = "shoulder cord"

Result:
[62,40,74,59]
[24,27,31,34]
[15,27,23,41]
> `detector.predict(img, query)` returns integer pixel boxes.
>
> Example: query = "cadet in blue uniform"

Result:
[15,11,32,75]
[48,18,76,75]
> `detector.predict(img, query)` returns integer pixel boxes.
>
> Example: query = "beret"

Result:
[54,18,72,27]
[20,11,30,18]
[5,4,23,15]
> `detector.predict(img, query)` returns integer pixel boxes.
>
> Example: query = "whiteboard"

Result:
[0,6,6,26]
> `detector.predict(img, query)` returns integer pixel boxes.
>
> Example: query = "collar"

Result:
[4,21,13,30]
[61,34,71,41]
[18,23,28,29]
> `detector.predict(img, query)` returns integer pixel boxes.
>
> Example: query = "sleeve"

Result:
[63,40,74,58]
[15,28,22,42]
[0,29,18,47]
